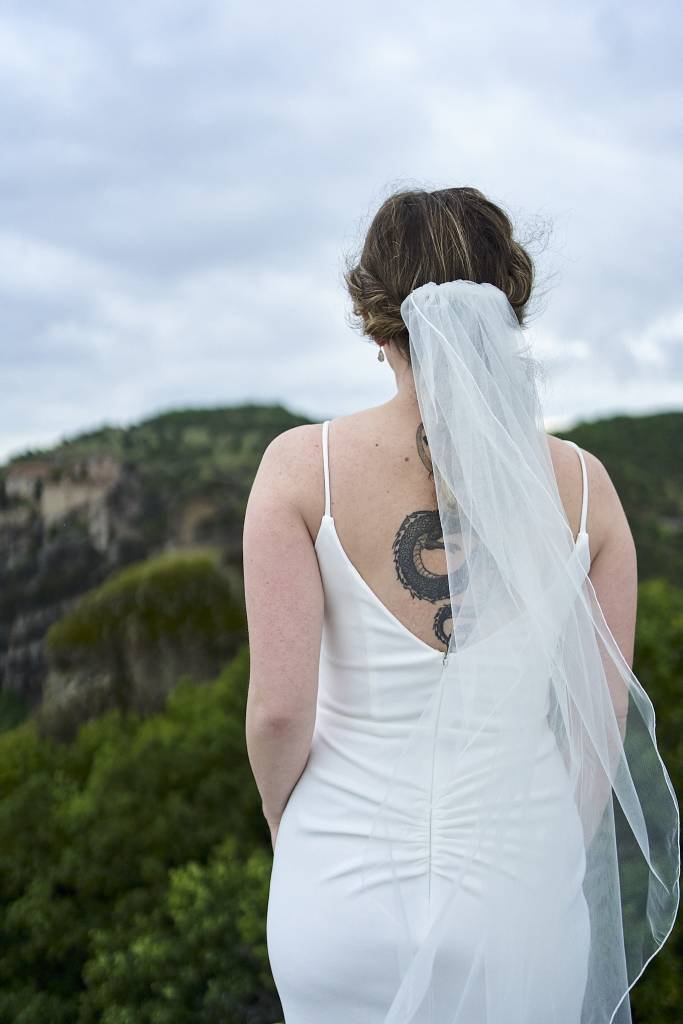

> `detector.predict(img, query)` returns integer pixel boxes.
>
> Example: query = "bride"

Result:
[243,186,680,1023]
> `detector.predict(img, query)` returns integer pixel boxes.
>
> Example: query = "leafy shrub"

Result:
[0,645,279,1024]
[0,581,680,1022]
[37,549,247,741]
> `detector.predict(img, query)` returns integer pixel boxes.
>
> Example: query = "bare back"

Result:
[299,402,601,654]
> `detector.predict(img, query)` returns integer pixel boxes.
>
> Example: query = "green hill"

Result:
[0,405,680,712]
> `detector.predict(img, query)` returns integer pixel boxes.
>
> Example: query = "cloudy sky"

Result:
[1,0,681,464]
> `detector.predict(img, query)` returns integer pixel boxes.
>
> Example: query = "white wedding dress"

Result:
[266,419,593,1023]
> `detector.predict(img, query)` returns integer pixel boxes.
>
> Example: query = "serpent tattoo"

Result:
[415,421,433,477]
[391,422,470,648]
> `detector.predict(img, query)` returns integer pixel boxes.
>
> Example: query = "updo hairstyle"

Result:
[343,187,536,361]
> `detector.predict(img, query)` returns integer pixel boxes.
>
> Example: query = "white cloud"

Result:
[0,14,102,110]
[0,232,111,297]
[0,0,681,463]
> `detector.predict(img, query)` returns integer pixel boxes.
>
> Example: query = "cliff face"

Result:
[0,455,235,706]
[0,403,310,708]
[0,455,151,704]
[2,405,680,710]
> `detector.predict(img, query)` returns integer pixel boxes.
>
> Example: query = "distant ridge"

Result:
[0,405,679,706]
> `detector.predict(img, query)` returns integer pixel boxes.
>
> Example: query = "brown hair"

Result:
[343,187,539,361]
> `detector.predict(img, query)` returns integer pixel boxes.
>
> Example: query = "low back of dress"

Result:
[267,418,592,1024]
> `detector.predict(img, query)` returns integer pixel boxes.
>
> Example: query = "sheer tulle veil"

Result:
[358,279,680,1024]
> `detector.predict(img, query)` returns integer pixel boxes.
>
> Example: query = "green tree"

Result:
[628,580,683,1022]
[0,581,680,1022]
[0,646,277,1024]
[81,836,279,1024]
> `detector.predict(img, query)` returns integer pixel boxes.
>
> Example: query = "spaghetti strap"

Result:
[564,439,588,535]
[321,420,331,517]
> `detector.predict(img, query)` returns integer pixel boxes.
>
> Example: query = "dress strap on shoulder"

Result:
[321,420,331,517]
[563,439,588,535]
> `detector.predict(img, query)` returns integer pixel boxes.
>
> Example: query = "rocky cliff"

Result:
[0,403,310,707]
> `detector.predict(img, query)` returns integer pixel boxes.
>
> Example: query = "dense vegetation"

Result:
[2,403,313,566]
[0,647,281,1024]
[0,578,678,1022]
[0,406,680,1022]
[4,405,680,583]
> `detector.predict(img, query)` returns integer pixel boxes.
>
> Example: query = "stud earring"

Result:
[377,346,385,362]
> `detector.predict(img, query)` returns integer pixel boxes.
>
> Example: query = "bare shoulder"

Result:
[260,408,386,475]
[547,434,613,498]
[245,422,329,544]
[246,407,391,539]
[259,422,325,473]
[262,408,377,453]
[547,434,634,564]
[249,421,326,494]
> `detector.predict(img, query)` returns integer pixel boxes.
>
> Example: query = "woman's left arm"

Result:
[242,427,324,836]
